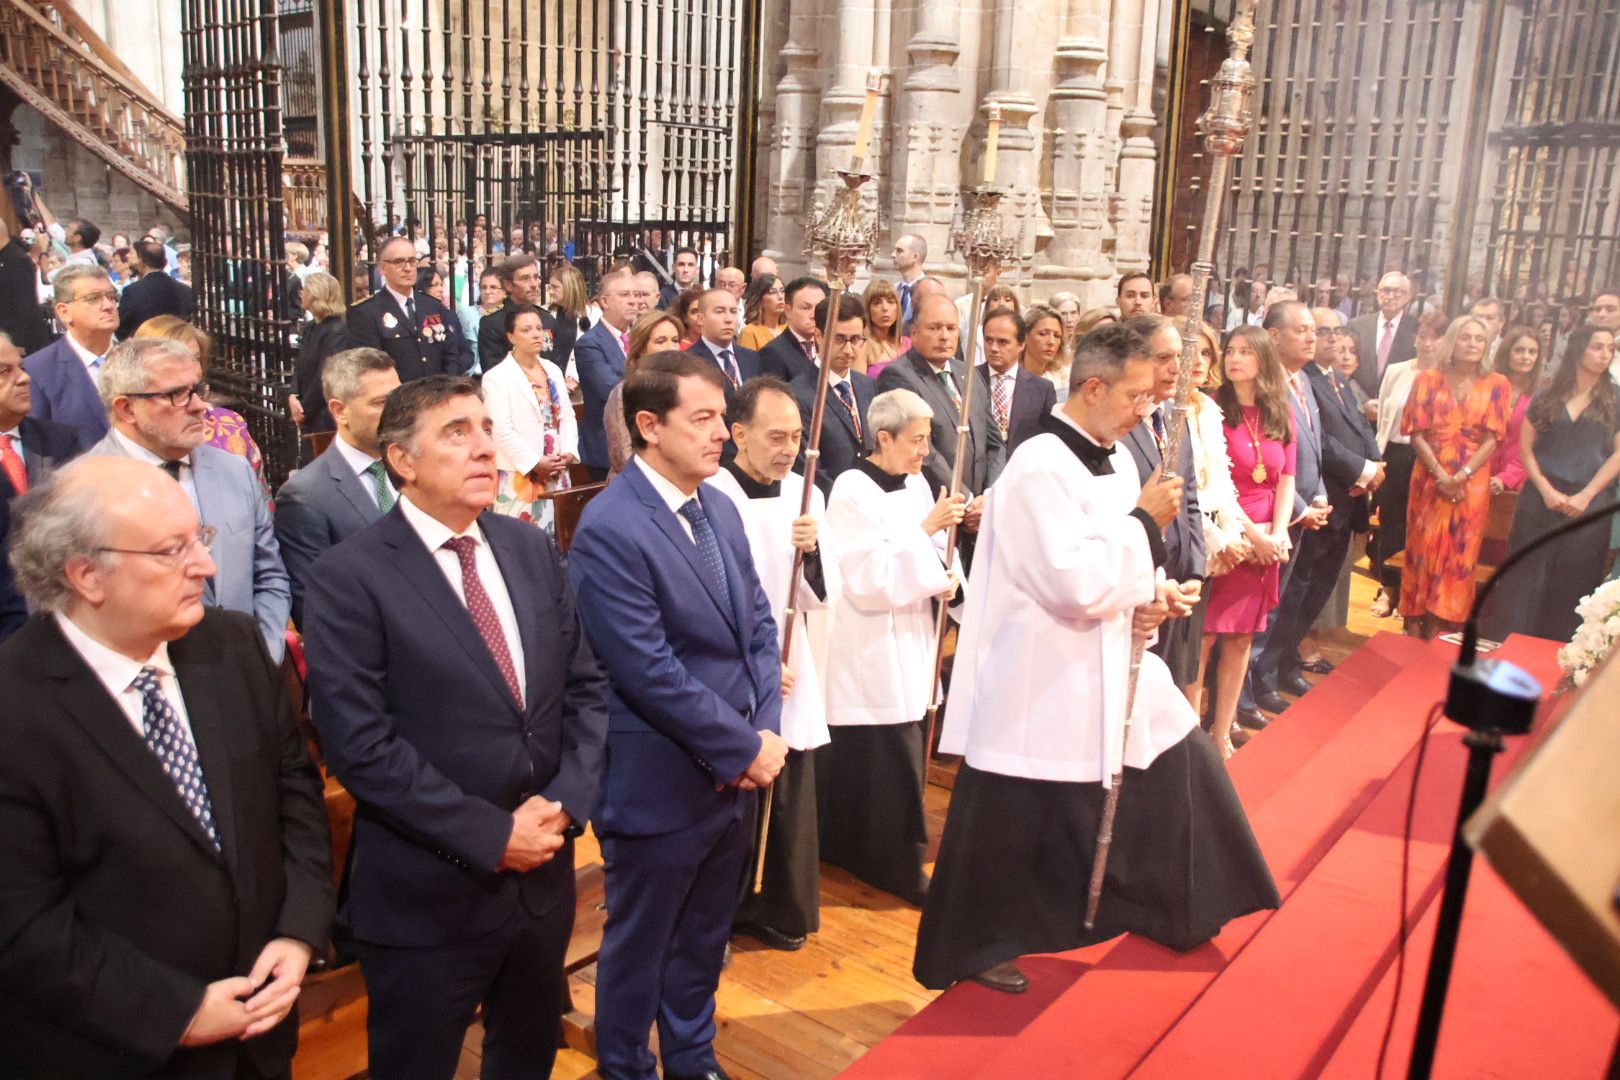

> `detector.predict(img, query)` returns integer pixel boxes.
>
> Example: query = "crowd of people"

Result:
[2,180,1618,1077]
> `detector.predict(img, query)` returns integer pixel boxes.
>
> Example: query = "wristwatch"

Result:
[1459,464,1474,479]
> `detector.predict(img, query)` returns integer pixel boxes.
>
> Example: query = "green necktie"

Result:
[365,459,396,512]
[939,368,962,410]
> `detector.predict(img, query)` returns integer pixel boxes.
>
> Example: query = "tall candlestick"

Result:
[983,106,1002,186]
[852,69,881,166]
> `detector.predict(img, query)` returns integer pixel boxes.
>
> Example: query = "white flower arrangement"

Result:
[1557,578,1620,687]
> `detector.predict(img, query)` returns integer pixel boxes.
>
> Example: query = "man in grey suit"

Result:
[1347,271,1417,405]
[86,338,292,661]
[875,293,1002,517]
[274,347,401,628]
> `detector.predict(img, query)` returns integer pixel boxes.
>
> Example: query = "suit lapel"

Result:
[483,517,542,713]
[187,448,223,605]
[169,632,241,872]
[327,449,383,524]
[626,464,738,629]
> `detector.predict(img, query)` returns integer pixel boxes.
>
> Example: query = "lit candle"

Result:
[983,107,1002,186]
[852,69,881,165]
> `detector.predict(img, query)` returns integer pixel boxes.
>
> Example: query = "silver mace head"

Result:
[1198,0,1259,156]
[949,187,1018,279]
[805,170,880,287]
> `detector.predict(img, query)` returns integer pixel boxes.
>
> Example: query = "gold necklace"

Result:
[1242,407,1268,484]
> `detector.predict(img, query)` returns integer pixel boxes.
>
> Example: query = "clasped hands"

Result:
[1133,579,1200,638]
[179,937,312,1048]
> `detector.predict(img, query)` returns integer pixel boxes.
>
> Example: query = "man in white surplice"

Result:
[707,376,835,950]
[917,324,1279,994]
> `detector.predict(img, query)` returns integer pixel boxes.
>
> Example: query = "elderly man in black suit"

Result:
[1347,270,1417,406]
[117,239,194,340]
[274,346,401,628]
[980,308,1057,478]
[0,455,333,1077]
[875,292,1002,507]
[303,375,608,1080]
[759,276,828,384]
[0,331,83,641]
[791,294,875,495]
[476,254,561,374]
[348,236,473,382]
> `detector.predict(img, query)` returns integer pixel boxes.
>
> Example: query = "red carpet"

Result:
[840,633,1619,1079]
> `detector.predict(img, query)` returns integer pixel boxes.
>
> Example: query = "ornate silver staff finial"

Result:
[805,172,880,288]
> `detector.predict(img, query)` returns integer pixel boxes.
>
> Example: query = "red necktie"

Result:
[1292,373,1313,433]
[443,536,522,706]
[0,434,25,494]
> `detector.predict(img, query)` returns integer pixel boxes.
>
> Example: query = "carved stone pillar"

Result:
[1041,0,1111,300]
[1109,0,1157,278]
[892,2,964,283]
[978,0,1047,289]
[761,0,824,271]
[813,0,877,265]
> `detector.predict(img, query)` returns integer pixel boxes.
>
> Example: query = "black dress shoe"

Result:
[1230,722,1253,749]
[969,960,1030,994]
[1279,672,1313,697]
[1256,691,1291,715]
[734,921,806,951]
[1302,657,1336,675]
[1237,706,1270,730]
[666,1068,733,1080]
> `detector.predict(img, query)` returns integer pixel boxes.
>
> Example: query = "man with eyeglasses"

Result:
[349,236,474,384]
[1347,270,1417,400]
[0,454,334,1077]
[0,330,84,642]
[475,252,560,373]
[84,338,291,661]
[23,263,121,446]
[790,294,876,495]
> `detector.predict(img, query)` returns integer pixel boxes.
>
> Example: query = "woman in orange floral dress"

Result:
[1399,314,1511,637]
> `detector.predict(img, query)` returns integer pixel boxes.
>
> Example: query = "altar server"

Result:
[708,376,834,950]
[915,325,1278,994]
[818,387,964,905]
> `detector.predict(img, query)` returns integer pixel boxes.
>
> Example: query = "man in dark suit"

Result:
[0,216,52,354]
[303,375,608,1080]
[758,276,827,383]
[1347,270,1417,403]
[875,292,1003,503]
[0,331,83,640]
[273,347,400,628]
[476,253,561,374]
[790,294,875,495]
[568,352,786,1080]
[0,455,333,1077]
[687,287,763,462]
[117,239,194,339]
[1119,314,1206,689]
[576,268,641,479]
[348,236,472,383]
[1247,302,1335,717]
[980,308,1057,477]
[24,263,119,446]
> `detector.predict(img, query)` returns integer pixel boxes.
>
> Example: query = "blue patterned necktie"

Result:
[678,498,733,612]
[131,667,220,850]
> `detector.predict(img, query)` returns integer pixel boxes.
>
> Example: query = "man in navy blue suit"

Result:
[757,276,827,384]
[576,268,641,480]
[687,288,763,463]
[789,294,875,495]
[569,351,786,1080]
[303,375,608,1080]
[23,263,119,447]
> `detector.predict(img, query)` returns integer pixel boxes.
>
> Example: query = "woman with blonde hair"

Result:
[289,270,352,432]
[604,309,687,476]
[863,279,906,377]
[1020,305,1072,401]
[546,261,594,371]
[738,273,786,351]
[135,315,266,484]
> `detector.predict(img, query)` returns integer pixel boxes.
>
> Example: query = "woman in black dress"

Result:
[289,270,352,435]
[1496,324,1620,641]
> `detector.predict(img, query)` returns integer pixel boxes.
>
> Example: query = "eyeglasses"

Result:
[125,381,209,407]
[96,525,218,570]
[68,290,120,306]
[379,256,417,267]
[832,334,868,349]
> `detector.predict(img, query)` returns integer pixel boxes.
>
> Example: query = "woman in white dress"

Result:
[482,305,578,532]
[819,388,965,904]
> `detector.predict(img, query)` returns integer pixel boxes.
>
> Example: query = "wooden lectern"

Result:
[1466,646,1620,1008]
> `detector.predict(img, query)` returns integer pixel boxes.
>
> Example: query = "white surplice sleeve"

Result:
[829,478,951,614]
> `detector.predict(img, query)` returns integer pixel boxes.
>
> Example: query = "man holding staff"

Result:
[915,325,1277,994]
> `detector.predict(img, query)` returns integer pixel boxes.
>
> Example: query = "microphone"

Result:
[1445,497,1620,735]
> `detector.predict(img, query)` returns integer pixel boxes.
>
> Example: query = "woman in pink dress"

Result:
[1199,326,1297,759]
[1487,326,1543,495]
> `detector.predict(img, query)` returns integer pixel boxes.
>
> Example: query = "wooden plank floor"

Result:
[435,565,1396,1079]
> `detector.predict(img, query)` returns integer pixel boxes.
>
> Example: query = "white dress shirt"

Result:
[632,453,700,543]
[110,428,198,508]
[64,331,108,386]
[333,432,393,507]
[386,285,416,319]
[397,492,526,701]
[55,612,196,742]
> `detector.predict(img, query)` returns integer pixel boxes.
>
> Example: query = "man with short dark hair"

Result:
[1159,273,1195,319]
[0,455,333,1075]
[273,347,401,627]
[304,375,607,1080]
[759,276,827,383]
[349,236,473,382]
[671,246,701,297]
[1117,271,1157,319]
[576,268,641,479]
[569,351,786,1080]
[791,294,875,494]
[475,253,560,372]
[24,264,120,445]
[979,308,1056,480]
[118,239,194,339]
[63,217,102,268]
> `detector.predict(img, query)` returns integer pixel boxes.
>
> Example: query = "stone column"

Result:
[1109,0,1157,279]
[761,0,824,271]
[812,0,877,275]
[892,0,965,284]
[1039,0,1111,300]
[977,0,1048,291]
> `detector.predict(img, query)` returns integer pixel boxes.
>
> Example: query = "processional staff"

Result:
[1084,0,1262,930]
[753,72,885,893]
[920,108,1019,769]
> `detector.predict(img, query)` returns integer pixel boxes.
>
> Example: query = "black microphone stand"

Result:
[1408,498,1620,1079]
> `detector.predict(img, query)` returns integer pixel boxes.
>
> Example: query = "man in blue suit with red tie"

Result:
[569,351,787,1080]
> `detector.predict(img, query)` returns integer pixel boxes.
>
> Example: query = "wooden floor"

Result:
[438,566,1397,1080]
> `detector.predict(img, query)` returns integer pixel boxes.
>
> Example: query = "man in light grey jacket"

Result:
[86,337,291,660]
